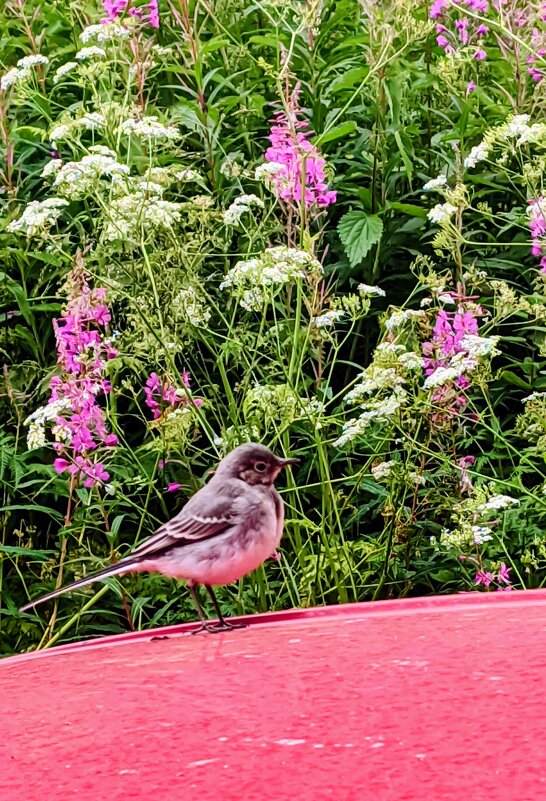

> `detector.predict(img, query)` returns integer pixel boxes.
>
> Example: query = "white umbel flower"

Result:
[358,283,385,297]
[76,46,106,60]
[481,494,519,511]
[80,22,130,44]
[121,116,179,141]
[7,197,69,237]
[53,62,79,83]
[17,54,49,68]
[427,202,457,224]
[423,174,447,191]
[371,460,395,481]
[1,67,29,92]
[223,194,264,226]
[310,310,346,328]
[464,143,489,168]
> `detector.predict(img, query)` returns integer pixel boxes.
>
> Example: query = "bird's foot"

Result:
[191,619,247,635]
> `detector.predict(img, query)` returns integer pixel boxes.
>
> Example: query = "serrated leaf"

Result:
[338,211,383,267]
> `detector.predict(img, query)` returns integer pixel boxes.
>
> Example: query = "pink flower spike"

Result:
[167,482,182,493]
[148,0,160,28]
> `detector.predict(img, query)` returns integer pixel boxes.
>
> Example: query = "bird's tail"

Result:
[19,559,136,613]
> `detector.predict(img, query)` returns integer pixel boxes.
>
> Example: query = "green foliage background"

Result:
[2,0,546,655]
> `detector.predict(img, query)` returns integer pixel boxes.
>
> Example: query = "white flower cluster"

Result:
[345,366,403,403]
[18,54,49,68]
[24,398,71,450]
[50,112,106,144]
[459,334,500,358]
[1,54,48,93]
[335,339,423,447]
[464,143,489,169]
[76,46,106,61]
[500,114,545,146]
[121,116,180,141]
[223,194,264,226]
[45,147,130,200]
[479,494,519,512]
[522,391,546,404]
[173,287,212,327]
[358,283,385,297]
[427,202,457,224]
[384,308,425,331]
[80,22,130,44]
[102,191,182,241]
[7,197,68,238]
[423,361,469,389]
[371,460,395,481]
[220,247,322,311]
[334,387,407,447]
[310,309,346,328]
[439,523,493,549]
[423,174,447,191]
[53,62,79,83]
[255,162,283,182]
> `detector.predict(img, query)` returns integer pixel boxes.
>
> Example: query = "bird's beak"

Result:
[277,456,299,468]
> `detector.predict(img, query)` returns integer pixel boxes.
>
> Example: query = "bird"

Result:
[19,443,298,632]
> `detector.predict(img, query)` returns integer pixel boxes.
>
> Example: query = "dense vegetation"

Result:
[2,0,546,654]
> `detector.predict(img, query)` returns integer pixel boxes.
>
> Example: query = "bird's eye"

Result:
[254,461,267,472]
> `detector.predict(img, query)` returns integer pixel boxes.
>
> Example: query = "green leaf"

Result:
[388,202,428,219]
[337,211,383,267]
[315,120,357,145]
[499,370,532,390]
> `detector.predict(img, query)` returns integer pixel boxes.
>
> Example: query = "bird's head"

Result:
[214,443,298,486]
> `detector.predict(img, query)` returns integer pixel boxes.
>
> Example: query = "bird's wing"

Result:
[128,480,243,562]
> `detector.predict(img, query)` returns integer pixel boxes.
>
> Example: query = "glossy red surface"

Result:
[3,591,546,800]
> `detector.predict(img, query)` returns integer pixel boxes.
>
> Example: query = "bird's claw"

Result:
[191,620,247,635]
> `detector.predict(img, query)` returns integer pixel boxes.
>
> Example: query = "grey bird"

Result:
[19,443,298,632]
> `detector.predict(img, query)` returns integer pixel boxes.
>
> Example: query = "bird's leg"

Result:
[188,583,214,634]
[205,585,247,631]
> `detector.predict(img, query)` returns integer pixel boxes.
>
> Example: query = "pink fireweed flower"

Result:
[101,0,128,22]
[144,371,200,420]
[497,563,512,585]
[129,0,160,28]
[474,48,487,60]
[528,197,546,269]
[167,482,182,492]
[466,80,476,95]
[430,0,450,18]
[455,18,469,45]
[103,0,159,27]
[44,267,118,488]
[457,455,475,494]
[262,83,336,210]
[475,570,495,587]
[422,299,483,417]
